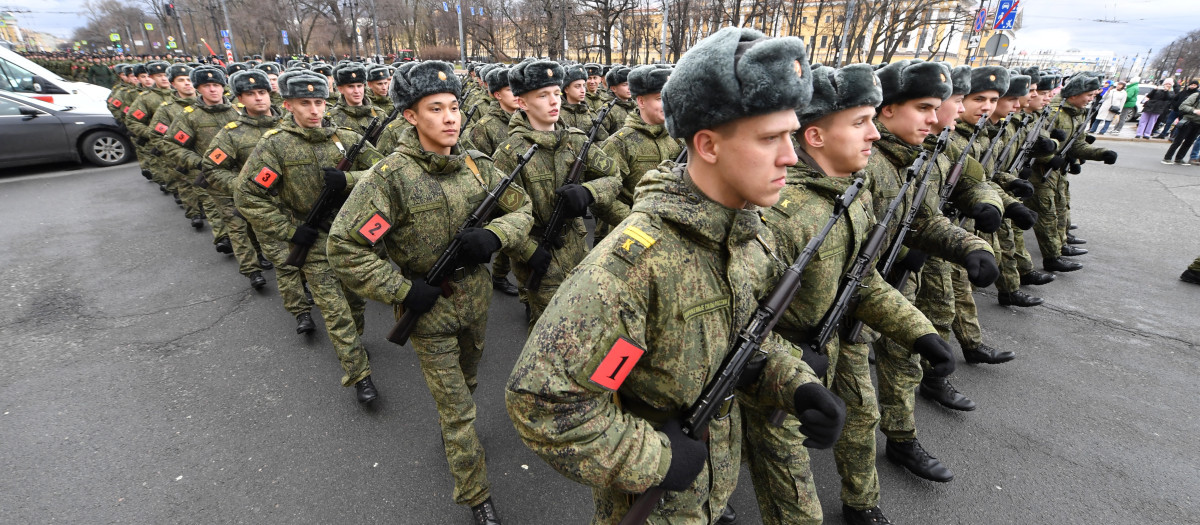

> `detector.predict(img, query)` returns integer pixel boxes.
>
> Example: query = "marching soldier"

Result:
[374,62,420,154]
[583,63,606,112]
[125,62,174,192]
[366,65,395,114]
[558,64,608,143]
[326,63,380,136]
[148,64,200,223]
[255,62,285,111]
[601,66,636,135]
[463,66,518,156]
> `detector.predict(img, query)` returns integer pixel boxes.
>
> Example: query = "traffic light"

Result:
[164,3,176,17]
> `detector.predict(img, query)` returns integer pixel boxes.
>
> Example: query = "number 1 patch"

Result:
[208,148,228,165]
[357,212,391,245]
[589,337,645,391]
[154,122,168,134]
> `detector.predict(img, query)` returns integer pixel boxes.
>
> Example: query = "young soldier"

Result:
[864,59,999,484]
[326,63,380,136]
[149,64,201,225]
[583,62,606,112]
[601,66,636,135]
[506,27,845,525]
[310,62,339,106]
[327,60,533,525]
[236,70,385,402]
[365,65,394,114]
[491,60,625,326]
[255,62,285,111]
[1010,67,1061,286]
[125,62,174,192]
[559,64,608,143]
[463,66,517,156]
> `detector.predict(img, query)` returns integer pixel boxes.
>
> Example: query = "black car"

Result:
[0,91,133,169]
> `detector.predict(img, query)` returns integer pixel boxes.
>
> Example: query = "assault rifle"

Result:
[460,104,478,134]
[1007,105,1058,174]
[937,113,988,218]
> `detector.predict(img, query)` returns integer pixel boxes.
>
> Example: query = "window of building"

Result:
[820,35,827,47]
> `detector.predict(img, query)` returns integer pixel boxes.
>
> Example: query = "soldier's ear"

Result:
[691,129,721,165]
[403,108,419,126]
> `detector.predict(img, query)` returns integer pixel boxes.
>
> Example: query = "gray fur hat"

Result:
[310,63,334,77]
[132,63,148,76]
[166,64,192,82]
[876,60,952,106]
[225,62,250,75]
[605,66,631,86]
[257,62,281,75]
[286,59,306,69]
[367,65,391,83]
[663,27,812,141]
[334,63,367,86]
[628,64,671,97]
[944,63,971,95]
[1019,66,1041,86]
[509,60,564,95]
[968,66,1009,95]
[190,66,228,87]
[230,70,271,97]
[1003,71,1031,98]
[146,61,170,76]
[1060,73,1101,98]
[1036,74,1061,92]
[279,70,330,99]
[485,66,510,94]
[390,60,460,111]
[797,63,882,126]
[563,65,587,86]
[584,63,602,77]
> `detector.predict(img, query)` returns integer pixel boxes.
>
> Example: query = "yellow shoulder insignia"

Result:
[160,100,170,107]
[264,129,280,137]
[184,106,194,113]
[225,121,238,129]
[608,219,661,269]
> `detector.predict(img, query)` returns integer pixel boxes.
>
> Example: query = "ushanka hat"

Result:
[190,66,227,87]
[797,63,882,126]
[367,65,391,83]
[485,66,510,94]
[605,66,631,87]
[225,62,250,75]
[278,70,329,99]
[563,65,587,86]
[968,66,1010,95]
[662,27,812,140]
[230,69,271,97]
[584,63,602,77]
[944,63,972,96]
[390,60,460,111]
[166,64,192,82]
[1060,73,1101,98]
[256,62,281,76]
[508,60,564,96]
[876,59,952,106]
[1003,70,1031,98]
[145,61,170,76]
[628,64,671,96]
[334,63,367,86]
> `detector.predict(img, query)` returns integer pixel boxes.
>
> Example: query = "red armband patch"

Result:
[253,167,279,189]
[589,337,645,391]
[131,109,145,121]
[113,99,122,108]
[154,122,168,134]
[357,212,391,245]
[123,107,129,114]
[173,130,191,145]
[208,148,228,165]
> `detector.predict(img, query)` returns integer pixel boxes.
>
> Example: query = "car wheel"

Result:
[80,130,131,167]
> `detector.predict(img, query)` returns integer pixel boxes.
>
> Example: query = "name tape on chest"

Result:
[589,336,646,391]
[253,166,279,190]
[357,212,391,245]
[208,148,228,166]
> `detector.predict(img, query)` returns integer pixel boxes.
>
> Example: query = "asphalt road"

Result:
[2,137,1197,525]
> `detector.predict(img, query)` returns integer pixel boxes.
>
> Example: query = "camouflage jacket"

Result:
[585,89,612,112]
[1031,99,1110,180]
[463,103,513,156]
[924,131,1004,218]
[148,94,195,161]
[367,92,395,115]
[106,83,132,118]
[951,121,1022,208]
[600,112,684,223]
[326,129,534,314]
[327,100,382,136]
[493,110,626,259]
[162,100,240,174]
[235,119,384,244]
[602,97,637,135]
[125,87,174,141]
[374,118,415,155]
[506,165,817,498]
[202,111,281,195]
[559,100,609,143]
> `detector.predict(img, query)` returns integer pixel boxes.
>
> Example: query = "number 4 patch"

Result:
[357,212,391,245]
[589,337,645,391]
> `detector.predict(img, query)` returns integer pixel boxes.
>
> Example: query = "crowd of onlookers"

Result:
[1087,76,1200,165]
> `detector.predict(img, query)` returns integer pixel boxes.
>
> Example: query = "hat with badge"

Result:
[968,66,1009,95]
[1060,72,1101,98]
[584,63,602,78]
[146,61,170,76]
[286,59,306,69]
[1019,66,1041,87]
[225,62,250,75]
[485,66,509,94]
[166,64,192,82]
[334,63,367,85]
[256,62,281,75]
[390,60,460,111]
[662,27,812,141]
[797,63,882,126]
[605,66,631,87]
[628,64,671,97]
[230,69,271,97]
[191,66,228,87]
[1036,73,1061,92]
[508,60,563,96]
[875,59,952,107]
[563,65,587,86]
[1003,70,1031,98]
[310,62,334,77]
[279,70,330,99]
[367,65,391,83]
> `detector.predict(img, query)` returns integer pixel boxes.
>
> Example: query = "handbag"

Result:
[1108,105,1121,114]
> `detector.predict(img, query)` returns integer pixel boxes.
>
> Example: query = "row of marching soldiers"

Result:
[102,25,1118,525]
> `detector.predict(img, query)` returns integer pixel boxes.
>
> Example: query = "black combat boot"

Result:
[842,504,893,525]
[190,217,204,229]
[470,497,501,525]
[1019,270,1055,285]
[1182,269,1200,284]
[159,183,169,193]
[354,376,378,403]
[919,376,976,411]
[962,344,1016,364]
[1060,245,1088,256]
[886,438,954,482]
[492,275,519,296]
[215,236,233,254]
[998,290,1043,307]
[717,504,736,524]
[172,192,182,205]
[248,271,266,290]
[141,168,153,180]
[256,252,273,270]
[1069,224,1078,230]
[1066,233,1086,244]
[295,312,315,334]
[1044,257,1082,272]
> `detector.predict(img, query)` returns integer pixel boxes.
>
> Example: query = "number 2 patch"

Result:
[253,167,279,189]
[589,337,645,391]
[357,212,391,245]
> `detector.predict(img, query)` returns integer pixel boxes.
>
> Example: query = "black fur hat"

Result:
[508,60,564,96]
[1003,70,1031,98]
[256,62,281,75]
[662,27,812,141]
[485,66,510,94]
[367,65,391,83]
[146,61,170,76]
[1061,73,1101,98]
[230,70,271,97]
[628,64,671,97]
[166,64,192,82]
[1019,66,1041,86]
[310,63,334,77]
[876,59,953,106]
[225,62,250,75]
[278,70,330,99]
[563,65,587,86]
[606,66,631,87]
[797,63,882,126]
[1036,74,1060,92]
[968,66,1010,95]
[190,66,228,87]
[334,63,367,86]
[390,60,460,111]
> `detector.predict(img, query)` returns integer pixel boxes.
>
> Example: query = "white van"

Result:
[0,47,112,113]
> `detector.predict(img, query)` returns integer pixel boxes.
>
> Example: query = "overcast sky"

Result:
[4,0,1198,60]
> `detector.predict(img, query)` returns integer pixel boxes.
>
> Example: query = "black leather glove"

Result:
[554,183,594,218]
[792,383,847,449]
[897,249,928,274]
[963,249,999,287]
[1050,128,1067,141]
[135,136,148,146]
[454,227,502,266]
[141,169,153,180]
[149,147,161,156]
[402,277,442,314]
[1085,134,1096,144]
[970,202,1002,233]
[735,352,768,388]
[659,419,707,491]
[528,246,552,277]
[912,333,955,377]
[1005,179,1034,198]
[1048,155,1066,170]
[1101,150,1118,164]
[1004,202,1038,230]
[290,224,318,247]
[1032,136,1056,155]
[194,172,210,189]
[1068,162,1082,174]
[322,167,347,193]
[1018,166,1033,180]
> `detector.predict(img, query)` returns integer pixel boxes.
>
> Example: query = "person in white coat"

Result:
[1090,81,1127,135]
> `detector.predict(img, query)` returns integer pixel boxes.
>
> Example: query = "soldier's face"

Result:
[612,82,631,100]
[369,79,389,97]
[268,74,279,93]
[962,91,998,126]
[517,86,562,130]
[692,109,798,209]
[339,83,365,105]
[586,76,600,92]
[564,80,587,104]
[636,93,665,126]
[993,97,1018,121]
[152,73,170,89]
[285,98,326,128]
[138,74,154,87]
[197,83,224,104]
[934,94,965,132]
[879,97,940,145]
[493,87,519,113]
[172,76,195,97]
[803,105,879,177]
[1026,89,1045,111]
[404,93,461,154]
[239,89,272,116]
[1065,92,1095,109]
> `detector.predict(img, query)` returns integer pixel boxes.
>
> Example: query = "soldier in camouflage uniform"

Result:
[492,60,626,327]
[365,65,395,114]
[601,66,637,135]
[559,64,608,143]
[125,62,174,192]
[255,62,286,112]
[105,65,137,120]
[326,63,382,136]
[506,28,845,525]
[328,61,533,525]
[148,64,200,223]
[373,62,420,155]
[583,63,607,112]
[1008,66,1060,288]
[236,70,385,403]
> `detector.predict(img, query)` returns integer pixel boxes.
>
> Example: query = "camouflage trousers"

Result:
[590,406,742,525]
[994,219,1034,293]
[492,252,512,280]
[402,272,493,507]
[876,272,923,442]
[209,190,260,276]
[196,183,227,243]
[1190,256,1200,273]
[1059,176,1072,244]
[915,257,956,342]
[257,238,310,317]
[512,225,588,329]
[740,395,822,525]
[300,245,370,387]
[831,340,881,511]
[170,167,203,220]
[1029,172,1069,261]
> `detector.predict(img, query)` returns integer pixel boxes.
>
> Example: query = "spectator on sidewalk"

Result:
[1155,80,1198,139]
[1137,80,1174,139]
[1162,88,1200,165]
[1113,77,1140,133]
[1091,81,1127,135]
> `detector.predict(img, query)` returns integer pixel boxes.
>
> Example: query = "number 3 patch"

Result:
[589,337,645,391]
[357,212,391,245]
[253,167,279,189]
